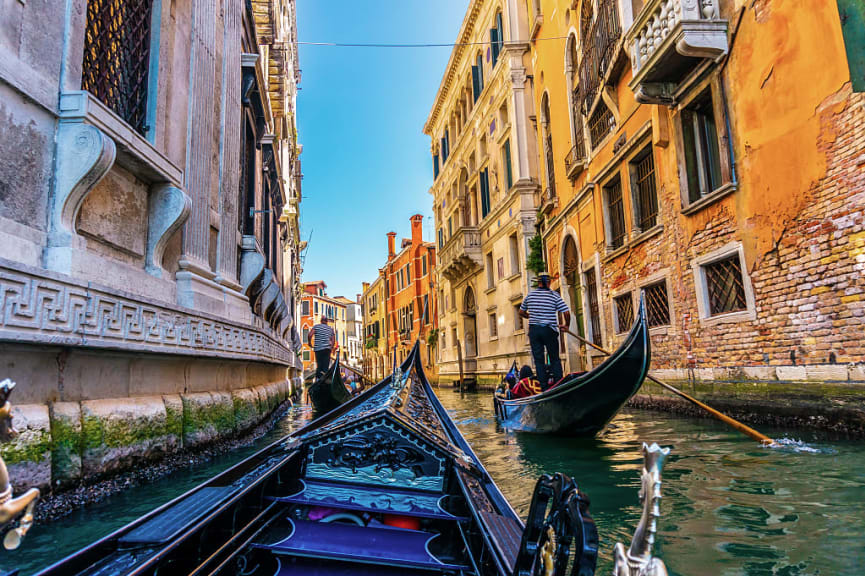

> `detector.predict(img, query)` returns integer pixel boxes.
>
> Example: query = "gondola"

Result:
[32,342,610,576]
[306,354,352,414]
[494,297,650,435]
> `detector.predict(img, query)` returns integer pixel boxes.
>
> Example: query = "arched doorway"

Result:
[562,235,585,371]
[462,286,478,358]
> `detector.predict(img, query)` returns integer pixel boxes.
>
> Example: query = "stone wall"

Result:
[1,380,291,492]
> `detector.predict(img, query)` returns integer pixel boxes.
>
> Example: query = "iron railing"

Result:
[705,256,747,315]
[564,134,587,178]
[605,179,626,249]
[584,268,602,345]
[577,0,621,115]
[81,0,154,135]
[543,135,556,198]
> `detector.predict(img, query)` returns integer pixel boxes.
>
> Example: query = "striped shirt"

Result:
[520,288,569,331]
[311,323,335,351]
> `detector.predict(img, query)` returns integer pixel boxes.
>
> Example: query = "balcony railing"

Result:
[539,186,556,215]
[439,226,482,282]
[577,0,621,115]
[564,137,587,179]
[626,0,729,104]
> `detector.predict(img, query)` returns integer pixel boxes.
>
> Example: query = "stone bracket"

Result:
[239,235,265,296]
[46,116,116,273]
[146,185,192,277]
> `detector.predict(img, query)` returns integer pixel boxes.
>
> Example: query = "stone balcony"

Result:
[439,226,482,282]
[539,186,557,215]
[564,139,586,180]
[626,0,729,104]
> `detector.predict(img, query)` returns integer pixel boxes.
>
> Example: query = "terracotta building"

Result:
[299,281,349,374]
[424,0,541,387]
[0,0,305,489]
[526,0,864,390]
[362,215,438,380]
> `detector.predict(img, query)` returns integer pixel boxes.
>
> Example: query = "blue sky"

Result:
[296,0,467,299]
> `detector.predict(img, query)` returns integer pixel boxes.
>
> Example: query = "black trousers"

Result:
[314,348,331,376]
[528,324,562,389]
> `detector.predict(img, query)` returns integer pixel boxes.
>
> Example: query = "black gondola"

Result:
[34,342,602,576]
[306,355,352,414]
[494,297,650,435]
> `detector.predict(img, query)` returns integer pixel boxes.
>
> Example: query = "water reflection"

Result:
[435,390,865,576]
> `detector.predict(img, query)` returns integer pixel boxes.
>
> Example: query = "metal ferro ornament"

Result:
[612,442,671,576]
[0,379,40,550]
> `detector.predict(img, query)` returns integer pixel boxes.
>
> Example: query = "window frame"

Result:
[488,311,498,339]
[627,143,660,236]
[639,275,672,330]
[612,291,635,335]
[691,242,755,325]
[601,173,627,252]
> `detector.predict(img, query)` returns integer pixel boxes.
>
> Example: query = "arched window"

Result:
[541,93,556,199]
[490,10,505,67]
[472,52,484,102]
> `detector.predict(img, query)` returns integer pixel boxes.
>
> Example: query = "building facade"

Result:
[344,296,364,371]
[424,0,541,387]
[362,215,438,380]
[0,0,304,489]
[529,0,864,386]
[299,281,349,374]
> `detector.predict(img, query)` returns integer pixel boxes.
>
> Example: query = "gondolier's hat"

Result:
[537,273,551,284]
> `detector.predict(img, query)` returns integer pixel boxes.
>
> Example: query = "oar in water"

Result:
[561,327,774,446]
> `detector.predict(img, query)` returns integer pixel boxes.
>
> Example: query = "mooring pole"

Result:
[456,338,465,396]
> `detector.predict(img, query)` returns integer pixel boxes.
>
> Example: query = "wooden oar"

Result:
[561,327,774,445]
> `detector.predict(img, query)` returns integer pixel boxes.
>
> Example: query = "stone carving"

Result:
[0,261,292,364]
[46,99,117,274]
[146,185,192,277]
[612,443,671,576]
[0,380,40,550]
[240,235,265,296]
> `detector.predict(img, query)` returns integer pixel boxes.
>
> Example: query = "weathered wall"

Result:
[1,379,291,492]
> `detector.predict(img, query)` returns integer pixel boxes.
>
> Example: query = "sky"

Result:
[296,0,468,299]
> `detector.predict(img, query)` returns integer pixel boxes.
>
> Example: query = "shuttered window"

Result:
[480,168,491,218]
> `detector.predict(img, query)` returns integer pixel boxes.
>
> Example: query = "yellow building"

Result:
[361,275,388,381]
[424,0,542,387]
[530,0,865,386]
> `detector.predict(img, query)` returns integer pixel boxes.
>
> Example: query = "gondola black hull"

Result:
[306,358,351,414]
[494,299,650,435]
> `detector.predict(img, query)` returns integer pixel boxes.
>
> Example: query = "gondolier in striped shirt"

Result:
[308,316,336,376]
[518,273,570,390]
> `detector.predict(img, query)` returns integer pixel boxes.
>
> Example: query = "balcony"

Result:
[539,187,557,215]
[564,139,587,179]
[626,0,729,104]
[439,226,482,283]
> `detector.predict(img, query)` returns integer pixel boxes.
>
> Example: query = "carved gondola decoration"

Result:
[612,442,671,576]
[0,379,40,551]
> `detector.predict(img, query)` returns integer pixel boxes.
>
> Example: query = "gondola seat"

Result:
[254,518,470,572]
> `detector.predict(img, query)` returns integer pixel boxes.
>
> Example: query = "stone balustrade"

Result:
[439,226,483,282]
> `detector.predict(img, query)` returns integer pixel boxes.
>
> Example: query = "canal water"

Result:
[6,392,865,575]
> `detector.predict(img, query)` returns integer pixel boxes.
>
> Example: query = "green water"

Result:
[6,394,865,575]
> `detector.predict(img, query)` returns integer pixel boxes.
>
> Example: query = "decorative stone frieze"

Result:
[0,259,294,365]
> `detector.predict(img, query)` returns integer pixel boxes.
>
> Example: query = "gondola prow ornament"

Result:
[612,442,670,576]
[0,379,40,551]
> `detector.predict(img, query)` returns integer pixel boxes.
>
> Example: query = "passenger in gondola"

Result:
[518,273,570,391]
[308,316,336,377]
[510,365,541,398]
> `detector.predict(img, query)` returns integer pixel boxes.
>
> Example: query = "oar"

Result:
[561,327,774,446]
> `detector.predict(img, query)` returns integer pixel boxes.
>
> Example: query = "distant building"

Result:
[344,296,364,371]
[362,215,438,380]
[299,281,352,374]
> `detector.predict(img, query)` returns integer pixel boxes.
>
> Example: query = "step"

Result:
[269,480,467,521]
[254,518,469,572]
[274,557,434,575]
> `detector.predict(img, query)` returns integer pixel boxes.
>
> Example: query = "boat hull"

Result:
[494,300,650,435]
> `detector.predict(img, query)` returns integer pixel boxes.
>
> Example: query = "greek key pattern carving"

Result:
[0,264,292,364]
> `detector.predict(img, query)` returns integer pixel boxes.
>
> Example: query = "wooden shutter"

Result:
[490,28,500,67]
[472,65,481,102]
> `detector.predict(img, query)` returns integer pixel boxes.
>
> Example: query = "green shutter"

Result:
[503,139,513,190]
[491,28,500,67]
[838,0,865,92]
[472,66,481,102]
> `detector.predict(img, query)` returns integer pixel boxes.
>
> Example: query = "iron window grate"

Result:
[584,268,602,345]
[643,281,670,327]
[614,294,633,333]
[81,0,154,135]
[588,103,616,149]
[635,151,659,231]
[705,255,747,315]
[605,178,626,249]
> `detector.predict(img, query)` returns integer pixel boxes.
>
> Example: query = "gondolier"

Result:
[308,316,336,376]
[518,273,570,389]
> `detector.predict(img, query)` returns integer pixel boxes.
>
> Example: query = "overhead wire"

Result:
[292,36,571,48]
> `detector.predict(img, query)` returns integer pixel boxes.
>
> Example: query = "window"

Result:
[497,257,505,280]
[584,268,602,345]
[448,216,453,238]
[491,11,505,68]
[433,154,440,179]
[604,176,626,249]
[438,228,443,248]
[441,330,446,348]
[643,281,670,327]
[314,301,319,315]
[509,234,520,275]
[422,254,428,276]
[302,300,310,316]
[485,253,495,288]
[588,102,616,149]
[451,327,458,348]
[81,0,155,135]
[302,327,309,342]
[303,350,310,361]
[489,312,498,338]
[406,264,412,285]
[514,304,524,331]
[630,147,659,232]
[472,53,485,102]
[502,139,513,190]
[541,95,555,198]
[681,87,724,204]
[423,294,430,323]
[614,293,633,334]
[703,255,747,316]
[480,168,491,217]
[441,130,450,163]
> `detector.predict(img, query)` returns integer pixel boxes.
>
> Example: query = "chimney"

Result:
[387,231,396,257]
[410,214,423,246]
